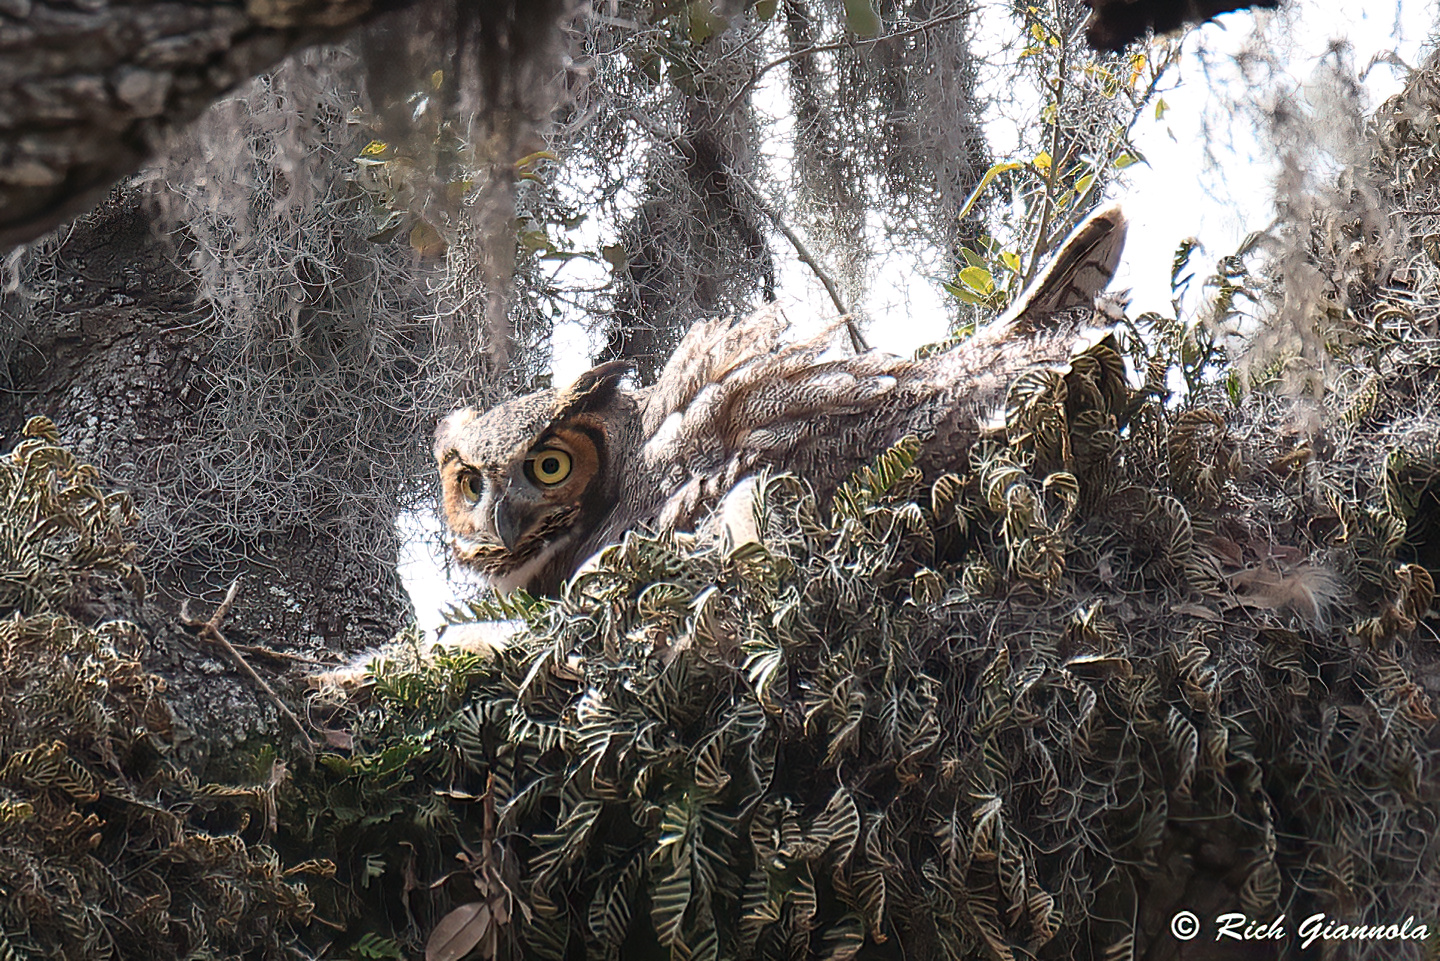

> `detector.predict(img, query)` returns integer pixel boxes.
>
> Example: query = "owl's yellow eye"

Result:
[526,448,572,486]
[460,472,483,504]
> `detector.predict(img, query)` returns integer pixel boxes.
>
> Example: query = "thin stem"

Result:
[1026,0,1070,288]
[731,168,869,352]
[181,578,316,752]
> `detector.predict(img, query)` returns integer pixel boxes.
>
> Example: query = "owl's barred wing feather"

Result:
[982,203,1128,342]
[631,205,1129,535]
[640,316,864,465]
[641,307,791,436]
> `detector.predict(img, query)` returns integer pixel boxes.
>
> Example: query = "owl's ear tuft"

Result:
[555,360,631,416]
[434,408,478,465]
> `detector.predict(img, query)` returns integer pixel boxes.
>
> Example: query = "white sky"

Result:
[1116,0,1429,320]
[400,0,1434,633]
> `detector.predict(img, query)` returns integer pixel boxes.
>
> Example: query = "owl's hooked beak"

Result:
[493,498,527,552]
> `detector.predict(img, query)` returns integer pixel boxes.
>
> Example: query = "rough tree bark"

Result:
[1082,0,1280,50]
[0,0,474,251]
[0,189,417,763]
[0,0,1285,254]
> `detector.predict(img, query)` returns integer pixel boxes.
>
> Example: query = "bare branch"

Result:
[731,168,869,353]
[181,578,316,752]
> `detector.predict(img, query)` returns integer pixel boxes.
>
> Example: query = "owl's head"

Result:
[435,361,633,594]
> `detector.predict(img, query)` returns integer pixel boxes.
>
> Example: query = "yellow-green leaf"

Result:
[367,210,406,243]
[445,180,474,204]
[516,149,558,169]
[959,266,994,294]
[410,220,447,258]
[1128,52,1147,86]
[957,161,1024,221]
[519,229,552,255]
[601,244,627,270]
[689,1,726,42]
[942,280,985,305]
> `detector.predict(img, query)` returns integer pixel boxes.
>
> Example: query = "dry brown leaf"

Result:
[427,901,493,961]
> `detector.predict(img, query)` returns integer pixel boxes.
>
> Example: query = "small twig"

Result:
[181,578,315,751]
[730,169,869,352]
[1025,11,1069,289]
[229,643,330,666]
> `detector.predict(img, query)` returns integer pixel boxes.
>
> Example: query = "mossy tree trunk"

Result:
[0,188,414,759]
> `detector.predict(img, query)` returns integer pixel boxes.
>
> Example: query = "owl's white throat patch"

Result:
[486,533,572,593]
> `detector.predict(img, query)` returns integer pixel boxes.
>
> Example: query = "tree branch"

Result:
[181,578,315,752]
[731,168,868,353]
[0,0,472,251]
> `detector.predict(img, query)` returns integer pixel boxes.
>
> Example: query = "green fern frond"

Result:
[832,435,922,520]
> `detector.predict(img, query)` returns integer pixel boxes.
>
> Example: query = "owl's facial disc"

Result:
[485,441,575,550]
[438,421,607,590]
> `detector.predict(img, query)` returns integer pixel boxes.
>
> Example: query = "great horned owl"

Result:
[436,205,1127,597]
